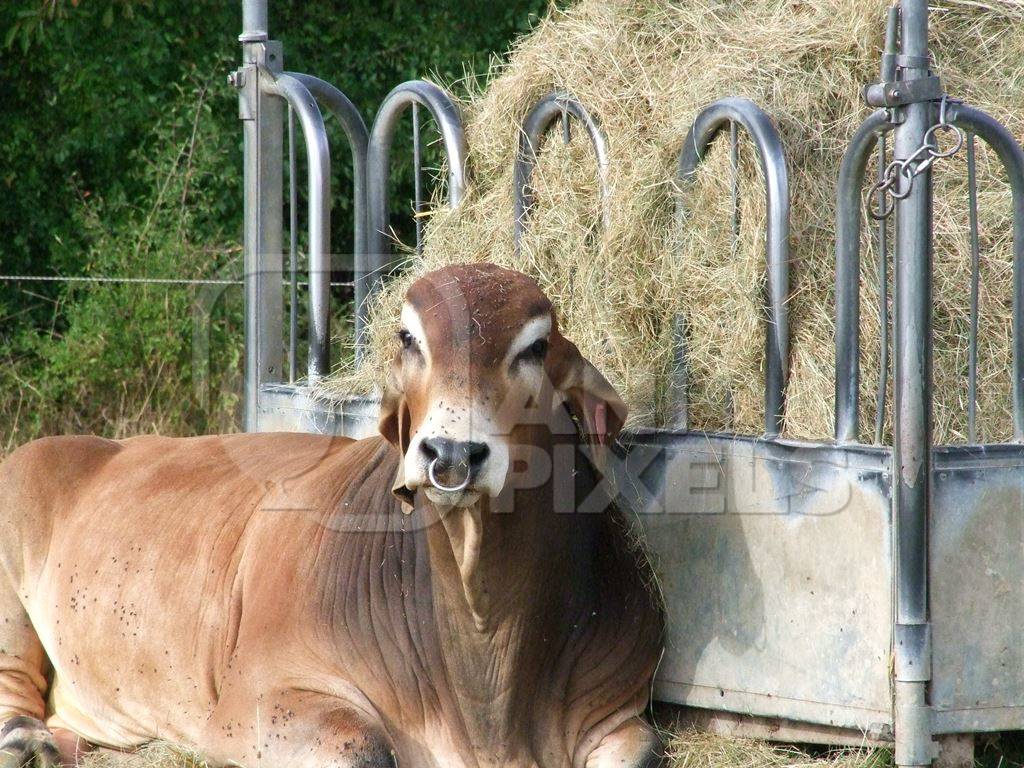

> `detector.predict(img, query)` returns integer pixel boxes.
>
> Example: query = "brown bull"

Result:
[0,264,665,767]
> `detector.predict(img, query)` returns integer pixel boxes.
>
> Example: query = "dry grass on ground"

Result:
[80,743,206,768]
[665,728,888,768]
[76,728,890,768]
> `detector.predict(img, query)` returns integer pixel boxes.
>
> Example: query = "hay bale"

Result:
[328,0,1024,443]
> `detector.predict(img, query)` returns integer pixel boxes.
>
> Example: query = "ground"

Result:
[73,727,1024,768]
[75,728,887,768]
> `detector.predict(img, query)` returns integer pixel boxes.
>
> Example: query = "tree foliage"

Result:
[0,0,547,446]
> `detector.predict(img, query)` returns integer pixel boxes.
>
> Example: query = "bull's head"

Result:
[379,263,626,510]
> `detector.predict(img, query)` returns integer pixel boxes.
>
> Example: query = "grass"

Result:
[79,728,1024,767]
[77,728,890,768]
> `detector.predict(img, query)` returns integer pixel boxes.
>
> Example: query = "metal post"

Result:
[288,105,298,384]
[241,0,268,42]
[238,0,284,431]
[892,0,936,764]
[875,9,897,446]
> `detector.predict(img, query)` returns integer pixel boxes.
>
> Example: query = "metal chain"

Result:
[869,96,964,220]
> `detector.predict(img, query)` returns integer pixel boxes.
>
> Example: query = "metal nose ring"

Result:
[428,457,472,493]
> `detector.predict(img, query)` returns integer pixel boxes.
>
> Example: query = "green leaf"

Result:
[3,22,19,51]
[102,6,114,28]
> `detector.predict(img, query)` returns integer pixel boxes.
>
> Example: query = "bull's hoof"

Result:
[0,716,61,768]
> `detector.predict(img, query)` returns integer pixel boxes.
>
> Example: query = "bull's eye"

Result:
[398,329,414,350]
[527,338,548,359]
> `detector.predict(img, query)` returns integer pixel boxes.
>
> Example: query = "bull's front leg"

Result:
[584,717,665,768]
[203,688,396,768]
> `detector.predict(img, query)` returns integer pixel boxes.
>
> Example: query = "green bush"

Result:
[1,77,242,446]
[0,0,548,449]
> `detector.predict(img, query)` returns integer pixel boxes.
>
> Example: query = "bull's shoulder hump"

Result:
[108,432,383,486]
[1,434,123,479]
[0,436,125,521]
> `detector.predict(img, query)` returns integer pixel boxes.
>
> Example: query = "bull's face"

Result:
[378,263,626,509]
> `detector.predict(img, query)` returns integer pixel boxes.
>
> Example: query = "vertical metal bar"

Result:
[881,7,899,82]
[669,313,688,430]
[874,12,896,445]
[287,73,369,370]
[875,132,889,445]
[265,75,331,383]
[288,105,298,384]
[967,133,980,444]
[677,98,789,437]
[365,81,467,364]
[514,93,610,255]
[892,0,936,764]
[240,0,268,42]
[412,102,423,257]
[728,122,740,429]
[894,0,932,631]
[730,120,740,247]
[241,40,284,431]
[834,110,891,443]
[949,104,1024,442]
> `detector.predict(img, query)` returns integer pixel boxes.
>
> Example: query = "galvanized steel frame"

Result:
[362,80,468,361]
[676,97,790,438]
[513,91,610,254]
[238,0,370,423]
[829,1,1024,763]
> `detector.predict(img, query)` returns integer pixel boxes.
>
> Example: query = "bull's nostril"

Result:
[421,439,439,461]
[421,437,451,470]
[467,441,490,468]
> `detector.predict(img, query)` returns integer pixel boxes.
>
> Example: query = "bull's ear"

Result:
[378,364,407,450]
[556,339,627,456]
[378,364,415,509]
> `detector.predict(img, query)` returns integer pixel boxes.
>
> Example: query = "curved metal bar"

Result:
[677,97,791,438]
[833,109,893,443]
[512,92,610,255]
[262,72,332,383]
[287,72,369,287]
[949,102,1024,442]
[364,80,467,362]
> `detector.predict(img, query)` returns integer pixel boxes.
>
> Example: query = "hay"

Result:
[75,730,887,768]
[664,728,887,768]
[328,0,1024,444]
[80,743,207,768]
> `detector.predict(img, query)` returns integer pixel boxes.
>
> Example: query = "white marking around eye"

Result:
[401,303,431,366]
[504,314,552,366]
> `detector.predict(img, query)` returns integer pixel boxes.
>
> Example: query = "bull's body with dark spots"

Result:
[0,264,665,767]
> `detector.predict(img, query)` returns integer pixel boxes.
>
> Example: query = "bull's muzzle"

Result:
[420,437,490,493]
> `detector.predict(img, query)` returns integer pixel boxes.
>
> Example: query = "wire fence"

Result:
[0,274,355,288]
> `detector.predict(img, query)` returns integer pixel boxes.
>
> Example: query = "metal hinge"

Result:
[864,75,943,108]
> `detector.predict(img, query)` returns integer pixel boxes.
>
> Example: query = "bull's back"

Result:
[0,432,360,747]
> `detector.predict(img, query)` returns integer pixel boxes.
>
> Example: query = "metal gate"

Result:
[232,1,1024,765]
